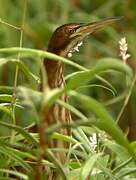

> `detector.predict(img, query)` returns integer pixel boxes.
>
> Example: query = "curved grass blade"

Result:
[80,153,102,180]
[0,58,38,88]
[0,86,14,94]
[69,91,135,159]
[77,84,116,96]
[66,58,133,90]
[65,72,117,95]
[51,132,77,144]
[112,158,132,174]
[0,121,38,146]
[0,47,87,71]
[57,100,88,121]
[46,150,68,180]
[116,167,136,179]
[0,94,12,102]
[0,146,32,173]
[0,169,28,180]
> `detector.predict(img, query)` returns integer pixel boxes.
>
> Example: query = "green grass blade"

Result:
[67,58,133,90]
[0,47,87,71]
[116,168,136,179]
[57,100,88,121]
[46,150,68,180]
[0,94,12,102]
[0,169,28,180]
[0,147,32,173]
[70,91,135,158]
[0,121,38,146]
[0,58,38,88]
[80,153,102,180]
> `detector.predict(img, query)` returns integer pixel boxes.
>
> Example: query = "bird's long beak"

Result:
[70,17,122,38]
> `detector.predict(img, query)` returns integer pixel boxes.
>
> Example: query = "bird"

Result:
[42,17,121,165]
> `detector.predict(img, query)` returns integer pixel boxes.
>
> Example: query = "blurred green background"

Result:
[0,0,136,140]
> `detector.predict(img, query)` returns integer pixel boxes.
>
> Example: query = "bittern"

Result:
[43,17,120,163]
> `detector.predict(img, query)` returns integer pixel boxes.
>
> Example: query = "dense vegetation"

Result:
[0,0,136,179]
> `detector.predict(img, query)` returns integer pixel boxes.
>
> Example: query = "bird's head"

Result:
[48,17,121,58]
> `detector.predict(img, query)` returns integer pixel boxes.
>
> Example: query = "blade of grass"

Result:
[0,146,32,173]
[0,47,87,71]
[0,121,38,146]
[80,153,102,180]
[66,58,133,90]
[0,169,28,180]
[69,91,135,159]
[46,150,68,180]
[0,58,38,88]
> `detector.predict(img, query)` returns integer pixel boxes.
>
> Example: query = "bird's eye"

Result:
[68,29,76,34]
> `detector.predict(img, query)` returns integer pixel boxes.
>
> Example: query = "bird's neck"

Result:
[44,47,65,89]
